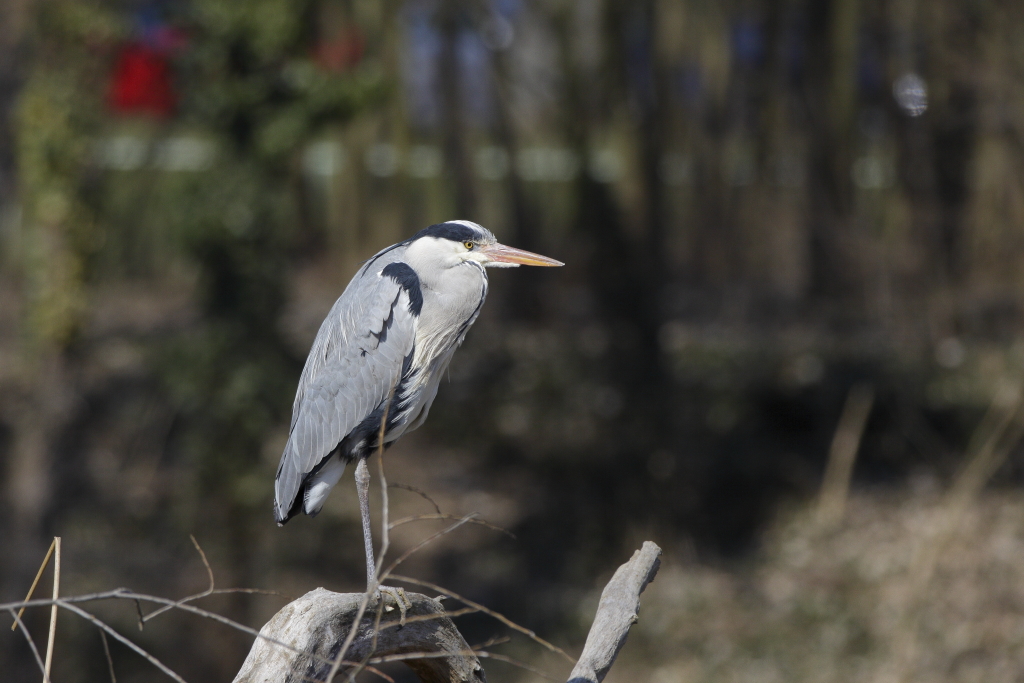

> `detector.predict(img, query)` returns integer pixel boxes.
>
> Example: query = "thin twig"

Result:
[191,535,215,593]
[388,483,442,514]
[56,600,186,683]
[9,608,50,683]
[389,513,516,539]
[100,628,117,683]
[389,574,576,665]
[380,516,478,580]
[295,662,395,683]
[345,589,389,683]
[364,648,559,681]
[11,538,56,631]
[44,536,61,683]
[476,651,562,681]
[142,535,216,624]
[325,586,374,682]
[4,589,337,671]
[144,587,282,625]
[376,606,480,632]
[470,635,511,650]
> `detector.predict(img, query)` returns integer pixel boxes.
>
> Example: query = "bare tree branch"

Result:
[567,541,662,683]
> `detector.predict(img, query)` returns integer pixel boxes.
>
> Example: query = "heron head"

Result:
[409,220,564,270]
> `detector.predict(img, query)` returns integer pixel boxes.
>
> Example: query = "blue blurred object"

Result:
[732,19,764,67]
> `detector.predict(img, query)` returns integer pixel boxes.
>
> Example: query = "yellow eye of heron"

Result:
[463,241,475,250]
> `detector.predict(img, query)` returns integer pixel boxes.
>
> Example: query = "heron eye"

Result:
[463,241,475,250]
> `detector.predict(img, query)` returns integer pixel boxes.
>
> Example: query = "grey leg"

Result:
[354,457,376,593]
[355,457,411,623]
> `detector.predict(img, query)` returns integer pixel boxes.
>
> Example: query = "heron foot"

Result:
[377,585,412,626]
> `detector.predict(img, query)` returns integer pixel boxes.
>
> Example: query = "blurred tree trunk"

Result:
[488,6,545,321]
[804,0,860,301]
[438,0,477,219]
[927,4,980,284]
[0,0,33,205]
[551,0,671,450]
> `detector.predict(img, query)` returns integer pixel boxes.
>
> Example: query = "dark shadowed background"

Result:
[3,1,1024,681]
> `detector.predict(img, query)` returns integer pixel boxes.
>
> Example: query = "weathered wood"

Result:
[234,541,662,683]
[233,588,485,683]
[567,541,662,683]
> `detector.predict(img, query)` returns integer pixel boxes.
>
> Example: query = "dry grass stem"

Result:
[43,536,61,683]
[11,537,56,631]
[816,384,874,528]
[390,574,576,664]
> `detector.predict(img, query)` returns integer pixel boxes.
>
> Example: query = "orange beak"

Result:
[480,243,564,267]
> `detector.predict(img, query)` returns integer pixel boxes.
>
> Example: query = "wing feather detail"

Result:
[274,260,419,522]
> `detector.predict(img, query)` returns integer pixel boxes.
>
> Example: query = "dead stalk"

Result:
[43,536,61,683]
[11,537,56,631]
[816,384,874,528]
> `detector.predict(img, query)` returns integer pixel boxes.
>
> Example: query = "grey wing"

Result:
[274,266,417,521]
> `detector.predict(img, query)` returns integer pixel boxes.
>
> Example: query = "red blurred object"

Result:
[313,27,365,72]
[108,42,176,117]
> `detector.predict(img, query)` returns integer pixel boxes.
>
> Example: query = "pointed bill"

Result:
[481,243,564,267]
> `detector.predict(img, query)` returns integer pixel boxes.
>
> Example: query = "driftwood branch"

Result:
[568,541,662,683]
[233,589,484,683]
[234,542,662,683]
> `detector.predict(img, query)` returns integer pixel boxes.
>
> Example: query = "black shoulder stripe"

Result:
[381,262,423,316]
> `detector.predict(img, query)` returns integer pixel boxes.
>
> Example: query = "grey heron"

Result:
[274,220,563,593]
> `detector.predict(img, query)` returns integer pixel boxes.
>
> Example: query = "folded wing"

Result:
[274,261,419,522]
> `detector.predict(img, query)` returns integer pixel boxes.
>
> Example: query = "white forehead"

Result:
[447,220,485,231]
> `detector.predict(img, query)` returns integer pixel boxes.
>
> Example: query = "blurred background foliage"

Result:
[4,0,1024,681]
